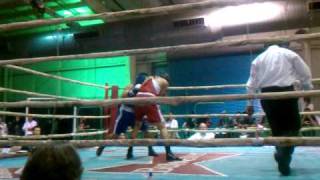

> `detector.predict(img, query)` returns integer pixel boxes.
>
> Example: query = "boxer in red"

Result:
[131,75,182,161]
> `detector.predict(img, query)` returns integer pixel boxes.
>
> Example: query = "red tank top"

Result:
[139,79,159,95]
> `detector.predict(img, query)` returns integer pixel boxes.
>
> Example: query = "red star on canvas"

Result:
[92,153,239,176]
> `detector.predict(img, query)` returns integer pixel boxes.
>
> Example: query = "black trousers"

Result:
[261,85,301,160]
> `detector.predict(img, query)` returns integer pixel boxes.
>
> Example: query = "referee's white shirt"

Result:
[246,45,313,105]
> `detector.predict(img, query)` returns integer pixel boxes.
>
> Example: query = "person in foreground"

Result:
[20,143,83,180]
[246,43,313,176]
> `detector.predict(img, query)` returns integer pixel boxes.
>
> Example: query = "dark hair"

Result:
[159,73,170,83]
[135,72,149,85]
[20,143,83,180]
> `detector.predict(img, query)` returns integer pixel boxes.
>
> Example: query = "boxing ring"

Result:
[1,146,320,180]
[1,0,320,179]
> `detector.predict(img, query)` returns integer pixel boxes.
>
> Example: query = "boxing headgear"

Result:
[135,73,148,85]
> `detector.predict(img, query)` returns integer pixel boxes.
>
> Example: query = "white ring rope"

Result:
[0,130,109,140]
[163,111,320,119]
[0,110,317,121]
[5,65,109,90]
[150,127,320,133]
[5,65,320,92]
[1,77,318,102]
[2,127,318,141]
[0,90,319,108]
[0,110,110,119]
[169,78,320,90]
[0,86,80,101]
[1,137,320,148]
[1,33,320,66]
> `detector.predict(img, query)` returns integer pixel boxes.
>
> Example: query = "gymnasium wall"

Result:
[5,56,131,101]
[165,53,261,126]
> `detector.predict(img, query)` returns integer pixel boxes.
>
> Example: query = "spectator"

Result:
[20,143,83,180]
[302,108,318,127]
[22,116,38,136]
[237,110,255,129]
[196,117,212,128]
[118,133,126,139]
[79,118,90,130]
[165,113,179,129]
[0,118,8,136]
[165,112,179,138]
[188,123,215,140]
[13,116,24,136]
[182,118,196,129]
[182,118,196,139]
[303,97,314,111]
[218,111,232,128]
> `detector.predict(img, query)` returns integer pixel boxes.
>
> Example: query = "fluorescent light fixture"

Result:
[72,6,94,14]
[77,19,104,26]
[43,33,73,40]
[56,10,73,17]
[43,35,57,40]
[65,33,74,38]
[204,2,283,28]
[45,2,58,8]
[56,6,95,17]
[64,0,82,4]
[63,10,73,16]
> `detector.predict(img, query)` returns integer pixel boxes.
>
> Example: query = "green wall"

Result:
[6,56,131,101]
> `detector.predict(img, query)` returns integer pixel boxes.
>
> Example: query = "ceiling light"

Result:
[204,2,283,28]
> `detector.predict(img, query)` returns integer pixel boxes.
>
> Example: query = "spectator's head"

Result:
[27,116,33,122]
[199,123,208,135]
[199,123,208,130]
[34,127,41,136]
[246,107,254,116]
[168,112,174,121]
[118,133,126,139]
[80,118,85,123]
[20,143,83,180]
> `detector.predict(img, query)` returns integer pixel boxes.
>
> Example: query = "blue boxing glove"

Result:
[128,84,142,97]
